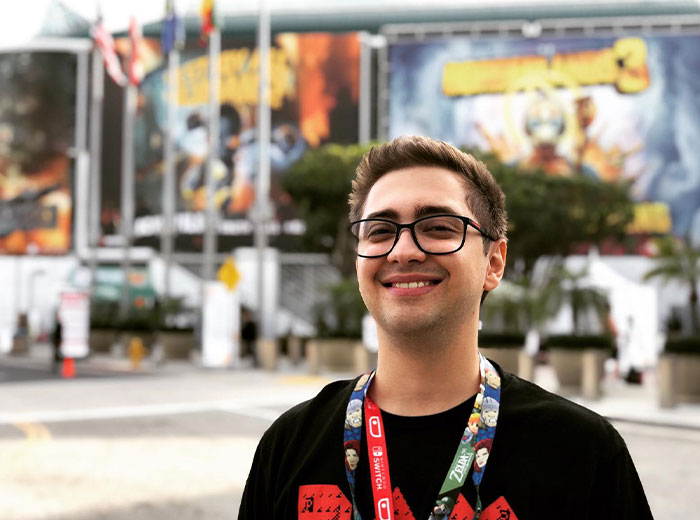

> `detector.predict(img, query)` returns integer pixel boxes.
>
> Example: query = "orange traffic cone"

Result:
[61,358,76,379]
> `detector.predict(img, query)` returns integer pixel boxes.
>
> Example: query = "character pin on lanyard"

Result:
[343,353,501,520]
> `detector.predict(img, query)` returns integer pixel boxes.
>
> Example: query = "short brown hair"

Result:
[348,136,508,251]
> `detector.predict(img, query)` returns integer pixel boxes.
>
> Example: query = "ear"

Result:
[483,239,507,291]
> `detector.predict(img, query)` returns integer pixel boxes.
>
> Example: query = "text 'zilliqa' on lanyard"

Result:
[342,353,502,520]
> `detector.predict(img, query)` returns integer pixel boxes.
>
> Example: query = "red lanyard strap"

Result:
[344,354,501,520]
[364,394,393,520]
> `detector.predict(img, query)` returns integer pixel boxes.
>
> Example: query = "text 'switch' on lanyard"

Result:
[343,353,501,520]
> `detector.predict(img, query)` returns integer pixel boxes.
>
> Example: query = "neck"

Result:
[368,328,481,416]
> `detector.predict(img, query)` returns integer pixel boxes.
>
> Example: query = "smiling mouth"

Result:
[384,280,439,289]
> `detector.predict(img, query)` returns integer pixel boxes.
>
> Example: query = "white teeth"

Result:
[392,281,432,289]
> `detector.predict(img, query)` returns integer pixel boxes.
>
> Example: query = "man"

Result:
[239,136,653,520]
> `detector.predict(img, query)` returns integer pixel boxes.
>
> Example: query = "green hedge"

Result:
[542,334,614,351]
[478,332,526,348]
[664,336,700,356]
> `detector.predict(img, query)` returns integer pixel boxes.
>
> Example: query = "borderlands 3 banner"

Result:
[110,32,359,252]
[0,52,75,255]
[388,35,700,241]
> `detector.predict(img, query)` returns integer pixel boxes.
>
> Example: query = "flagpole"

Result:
[202,28,220,284]
[88,45,104,302]
[119,82,137,320]
[255,0,271,339]
[162,48,179,300]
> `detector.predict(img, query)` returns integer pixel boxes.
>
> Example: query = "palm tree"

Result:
[539,262,610,335]
[482,260,609,340]
[644,236,700,334]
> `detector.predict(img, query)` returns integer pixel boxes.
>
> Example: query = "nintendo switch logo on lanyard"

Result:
[377,498,391,520]
[369,416,382,437]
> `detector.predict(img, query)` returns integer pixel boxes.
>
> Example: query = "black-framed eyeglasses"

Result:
[349,214,494,258]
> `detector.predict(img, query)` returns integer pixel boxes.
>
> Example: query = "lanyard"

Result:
[343,353,501,520]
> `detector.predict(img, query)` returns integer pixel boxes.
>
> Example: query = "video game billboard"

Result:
[388,34,700,242]
[105,32,360,252]
[0,52,76,255]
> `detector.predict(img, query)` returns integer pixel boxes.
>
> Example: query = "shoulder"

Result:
[498,368,626,453]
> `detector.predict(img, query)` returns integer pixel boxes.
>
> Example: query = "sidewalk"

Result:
[2,342,700,430]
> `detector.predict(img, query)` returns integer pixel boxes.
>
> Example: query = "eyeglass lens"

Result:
[351,216,466,257]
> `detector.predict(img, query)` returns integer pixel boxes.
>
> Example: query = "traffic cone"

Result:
[61,357,76,379]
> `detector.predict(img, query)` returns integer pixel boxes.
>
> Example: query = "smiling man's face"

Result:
[356,166,503,340]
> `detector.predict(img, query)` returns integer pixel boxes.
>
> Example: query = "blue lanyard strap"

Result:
[343,354,501,520]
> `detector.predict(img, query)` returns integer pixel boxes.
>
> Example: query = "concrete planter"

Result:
[158,331,195,360]
[10,336,29,355]
[549,348,607,400]
[480,347,536,382]
[658,354,700,408]
[480,347,520,374]
[306,338,363,375]
[287,336,305,365]
[257,338,279,371]
[90,329,117,353]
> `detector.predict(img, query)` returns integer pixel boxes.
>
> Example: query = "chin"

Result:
[378,312,445,338]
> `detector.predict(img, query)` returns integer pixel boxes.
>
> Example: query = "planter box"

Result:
[158,331,195,360]
[258,338,279,371]
[90,329,117,353]
[549,348,607,400]
[658,353,700,407]
[287,336,305,365]
[480,347,520,374]
[306,339,362,375]
[354,345,378,374]
[10,336,29,355]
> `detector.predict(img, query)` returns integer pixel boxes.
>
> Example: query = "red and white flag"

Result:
[91,16,127,87]
[128,17,144,86]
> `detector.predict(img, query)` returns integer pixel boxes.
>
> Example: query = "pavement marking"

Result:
[0,398,305,425]
[12,421,52,441]
[218,405,285,422]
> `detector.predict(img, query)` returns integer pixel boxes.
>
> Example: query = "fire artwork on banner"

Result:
[0,52,75,255]
[109,32,360,252]
[388,34,700,243]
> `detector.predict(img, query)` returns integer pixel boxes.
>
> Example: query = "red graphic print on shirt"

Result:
[391,487,415,520]
[298,484,352,520]
[297,486,517,520]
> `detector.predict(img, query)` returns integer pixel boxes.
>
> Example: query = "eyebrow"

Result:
[365,205,461,221]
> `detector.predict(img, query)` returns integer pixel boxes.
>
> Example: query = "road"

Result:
[0,359,699,519]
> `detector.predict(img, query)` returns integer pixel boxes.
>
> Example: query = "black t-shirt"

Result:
[354,396,475,520]
[239,364,653,520]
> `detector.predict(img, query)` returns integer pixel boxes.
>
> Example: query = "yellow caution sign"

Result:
[218,256,241,291]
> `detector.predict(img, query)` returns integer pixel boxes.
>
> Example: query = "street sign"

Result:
[217,256,241,291]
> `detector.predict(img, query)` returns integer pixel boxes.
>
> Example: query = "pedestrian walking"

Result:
[51,310,63,373]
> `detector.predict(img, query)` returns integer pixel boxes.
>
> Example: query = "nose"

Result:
[386,228,426,264]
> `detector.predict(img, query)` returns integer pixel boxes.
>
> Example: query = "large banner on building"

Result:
[388,34,700,242]
[0,52,75,255]
[106,32,360,252]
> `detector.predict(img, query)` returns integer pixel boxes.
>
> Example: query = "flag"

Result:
[200,0,218,42]
[128,17,144,86]
[91,15,127,87]
[162,0,185,55]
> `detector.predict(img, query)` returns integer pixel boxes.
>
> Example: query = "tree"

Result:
[644,236,700,334]
[283,143,374,278]
[469,150,634,276]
